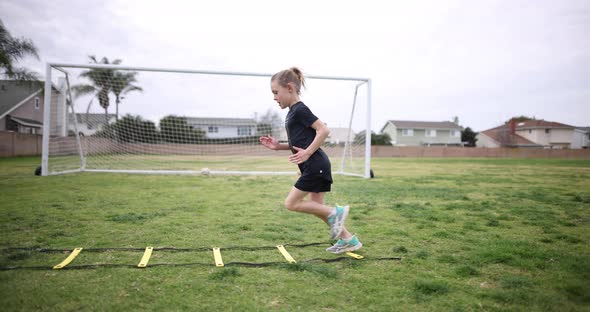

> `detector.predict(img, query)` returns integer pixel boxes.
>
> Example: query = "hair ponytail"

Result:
[272,67,306,94]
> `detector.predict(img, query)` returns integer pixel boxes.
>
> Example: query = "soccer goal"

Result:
[41,63,372,177]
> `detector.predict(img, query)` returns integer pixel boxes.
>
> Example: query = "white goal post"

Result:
[41,63,372,177]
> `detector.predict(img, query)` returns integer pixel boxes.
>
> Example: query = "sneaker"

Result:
[326,235,363,254]
[327,205,349,239]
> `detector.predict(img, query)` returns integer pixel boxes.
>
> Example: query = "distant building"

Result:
[0,80,66,135]
[477,119,587,149]
[186,117,257,139]
[578,127,590,149]
[69,113,116,136]
[381,120,463,146]
[326,127,355,145]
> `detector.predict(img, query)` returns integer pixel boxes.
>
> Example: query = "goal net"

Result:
[41,63,372,177]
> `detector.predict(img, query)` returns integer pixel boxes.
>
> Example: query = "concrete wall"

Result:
[371,146,590,158]
[3,134,590,159]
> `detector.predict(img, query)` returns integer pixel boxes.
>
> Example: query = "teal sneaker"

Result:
[327,205,349,239]
[326,235,363,254]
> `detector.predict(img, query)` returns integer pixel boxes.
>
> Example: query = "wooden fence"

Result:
[2,132,589,159]
[0,131,42,157]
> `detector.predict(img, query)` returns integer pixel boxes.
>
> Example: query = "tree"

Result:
[72,56,122,124]
[159,115,205,144]
[507,116,534,123]
[256,109,283,137]
[0,19,40,81]
[94,114,158,143]
[111,71,143,121]
[461,127,478,147]
[354,131,392,145]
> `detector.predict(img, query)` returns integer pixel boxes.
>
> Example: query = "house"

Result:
[0,79,67,136]
[326,127,355,145]
[477,119,587,149]
[68,113,116,136]
[476,122,542,148]
[185,117,258,139]
[578,127,590,149]
[380,120,463,146]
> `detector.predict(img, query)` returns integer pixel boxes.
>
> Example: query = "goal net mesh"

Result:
[43,64,370,177]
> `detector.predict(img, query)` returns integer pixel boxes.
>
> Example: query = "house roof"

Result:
[10,116,43,128]
[381,120,460,132]
[513,119,575,130]
[69,113,116,128]
[480,125,541,147]
[186,117,257,126]
[0,80,61,119]
[0,80,45,118]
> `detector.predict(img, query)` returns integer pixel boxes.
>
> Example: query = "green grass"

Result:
[1,156,589,311]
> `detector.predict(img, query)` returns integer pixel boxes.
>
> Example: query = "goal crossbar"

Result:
[48,62,370,83]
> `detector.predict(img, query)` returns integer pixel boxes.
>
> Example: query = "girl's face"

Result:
[271,80,297,109]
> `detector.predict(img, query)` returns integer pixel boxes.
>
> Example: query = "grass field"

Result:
[1,156,589,311]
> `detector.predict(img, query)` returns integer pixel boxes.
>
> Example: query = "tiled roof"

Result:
[514,120,574,129]
[481,125,540,147]
[384,120,461,131]
[186,117,257,126]
[10,116,43,127]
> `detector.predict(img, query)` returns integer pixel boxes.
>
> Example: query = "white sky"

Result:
[1,0,589,131]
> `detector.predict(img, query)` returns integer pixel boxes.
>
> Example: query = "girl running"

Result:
[259,67,362,253]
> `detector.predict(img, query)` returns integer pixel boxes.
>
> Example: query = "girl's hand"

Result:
[259,135,279,150]
[289,146,311,164]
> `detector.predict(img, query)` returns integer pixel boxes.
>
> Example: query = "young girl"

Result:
[259,67,362,254]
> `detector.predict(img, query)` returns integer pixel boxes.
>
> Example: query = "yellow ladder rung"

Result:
[345,252,364,259]
[276,245,297,263]
[53,248,83,270]
[137,247,154,268]
[212,247,224,267]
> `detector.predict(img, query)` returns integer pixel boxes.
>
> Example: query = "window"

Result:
[426,129,437,137]
[34,97,40,109]
[238,126,251,136]
[529,129,532,134]
[208,126,218,133]
[545,129,551,134]
[402,129,414,136]
[451,130,460,137]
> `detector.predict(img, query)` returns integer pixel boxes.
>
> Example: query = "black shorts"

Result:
[294,149,333,193]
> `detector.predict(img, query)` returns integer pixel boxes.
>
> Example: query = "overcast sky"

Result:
[1,0,589,131]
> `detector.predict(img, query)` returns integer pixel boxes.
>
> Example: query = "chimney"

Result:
[509,118,516,135]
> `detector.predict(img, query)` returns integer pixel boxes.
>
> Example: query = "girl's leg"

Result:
[284,187,332,218]
[309,192,353,240]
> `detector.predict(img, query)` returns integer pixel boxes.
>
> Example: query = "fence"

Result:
[371,146,590,159]
[2,132,590,159]
[0,131,42,157]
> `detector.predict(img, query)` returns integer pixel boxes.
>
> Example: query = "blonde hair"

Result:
[271,67,306,94]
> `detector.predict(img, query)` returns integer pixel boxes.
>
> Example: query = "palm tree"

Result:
[72,56,121,124]
[0,19,39,80]
[111,71,143,120]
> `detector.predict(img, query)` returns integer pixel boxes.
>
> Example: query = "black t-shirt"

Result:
[286,101,332,182]
[285,102,319,153]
